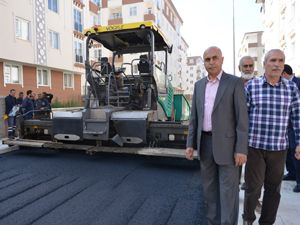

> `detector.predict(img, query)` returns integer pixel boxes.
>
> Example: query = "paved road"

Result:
[0,149,204,225]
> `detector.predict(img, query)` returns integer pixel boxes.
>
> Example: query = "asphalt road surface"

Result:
[0,149,204,225]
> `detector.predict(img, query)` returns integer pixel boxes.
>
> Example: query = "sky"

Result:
[172,0,264,74]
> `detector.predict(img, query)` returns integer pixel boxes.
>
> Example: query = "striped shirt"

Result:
[245,75,300,151]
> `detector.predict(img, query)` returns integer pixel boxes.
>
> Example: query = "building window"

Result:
[74,9,83,32]
[15,17,30,41]
[157,0,162,9]
[147,7,152,14]
[111,12,122,19]
[37,68,50,86]
[94,49,102,61]
[74,40,83,63]
[91,0,101,7]
[133,65,138,74]
[90,14,100,26]
[48,0,58,13]
[129,7,137,16]
[64,73,74,88]
[4,63,22,85]
[49,30,60,49]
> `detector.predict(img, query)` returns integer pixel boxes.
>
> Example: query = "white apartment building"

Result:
[0,0,101,101]
[256,0,300,75]
[98,0,186,90]
[0,0,193,99]
[184,56,206,95]
[238,31,264,75]
[174,37,189,92]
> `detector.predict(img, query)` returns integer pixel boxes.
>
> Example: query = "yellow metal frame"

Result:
[84,21,171,49]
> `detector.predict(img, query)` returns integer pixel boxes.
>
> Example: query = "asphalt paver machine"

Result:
[5,21,192,158]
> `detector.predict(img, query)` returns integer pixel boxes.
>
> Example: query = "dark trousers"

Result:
[286,147,300,185]
[200,134,239,225]
[243,147,286,225]
[7,116,16,137]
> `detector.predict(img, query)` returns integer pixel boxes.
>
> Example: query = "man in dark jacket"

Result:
[281,64,300,192]
[21,90,34,120]
[16,91,24,105]
[35,93,51,119]
[5,89,17,138]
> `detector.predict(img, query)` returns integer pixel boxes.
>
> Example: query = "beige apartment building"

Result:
[0,0,199,100]
[238,31,264,75]
[256,0,300,75]
[184,56,206,95]
[99,0,188,90]
[0,0,102,102]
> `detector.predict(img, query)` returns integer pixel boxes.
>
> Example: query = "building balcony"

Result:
[73,0,85,9]
[248,43,258,48]
[89,1,99,14]
[122,0,143,4]
[144,13,155,21]
[108,18,123,25]
[73,31,85,40]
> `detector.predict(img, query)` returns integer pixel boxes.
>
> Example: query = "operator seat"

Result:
[137,54,150,74]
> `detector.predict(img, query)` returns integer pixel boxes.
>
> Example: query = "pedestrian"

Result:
[238,56,255,189]
[243,49,300,225]
[281,64,300,192]
[35,93,51,119]
[238,55,263,213]
[21,90,34,120]
[186,46,248,225]
[239,56,255,84]
[4,89,17,138]
[16,91,24,105]
[42,92,53,103]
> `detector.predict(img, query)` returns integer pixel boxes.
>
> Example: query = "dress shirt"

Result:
[202,71,223,131]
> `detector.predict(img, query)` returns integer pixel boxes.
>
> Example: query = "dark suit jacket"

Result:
[186,72,249,165]
[292,76,300,89]
[288,76,300,148]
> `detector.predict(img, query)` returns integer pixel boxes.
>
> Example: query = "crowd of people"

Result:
[4,89,53,139]
[186,47,300,225]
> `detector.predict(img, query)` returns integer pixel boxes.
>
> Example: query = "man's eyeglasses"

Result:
[242,64,254,68]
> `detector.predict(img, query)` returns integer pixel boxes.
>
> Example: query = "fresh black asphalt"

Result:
[0,149,205,225]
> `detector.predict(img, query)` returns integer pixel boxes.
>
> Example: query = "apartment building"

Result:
[173,36,189,92]
[238,31,264,75]
[256,0,300,75]
[99,0,187,90]
[0,0,195,101]
[0,0,101,103]
[184,56,206,95]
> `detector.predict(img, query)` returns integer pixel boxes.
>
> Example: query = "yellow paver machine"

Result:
[5,21,193,158]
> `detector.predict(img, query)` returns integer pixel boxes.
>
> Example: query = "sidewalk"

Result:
[238,180,299,225]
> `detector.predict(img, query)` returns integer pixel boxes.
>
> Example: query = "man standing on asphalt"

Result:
[238,56,255,189]
[4,89,17,139]
[243,49,300,225]
[186,46,248,225]
[281,64,300,192]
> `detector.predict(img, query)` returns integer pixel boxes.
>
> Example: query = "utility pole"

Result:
[232,0,236,75]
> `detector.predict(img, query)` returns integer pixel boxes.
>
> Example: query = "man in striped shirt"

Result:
[243,49,300,225]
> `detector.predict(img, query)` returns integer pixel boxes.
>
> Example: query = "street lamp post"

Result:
[232,0,236,75]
